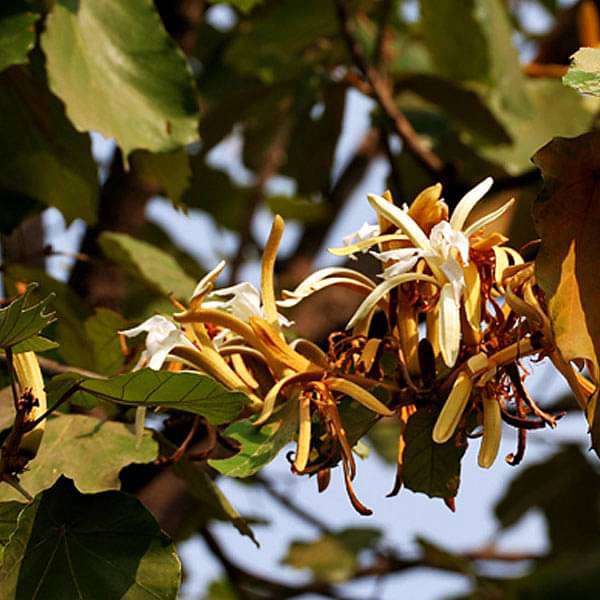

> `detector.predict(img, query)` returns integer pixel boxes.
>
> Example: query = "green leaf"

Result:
[266,195,329,224]
[420,0,529,116]
[209,400,298,477]
[12,335,59,354]
[283,528,381,583]
[41,0,199,157]
[172,459,257,545]
[99,232,196,300]
[83,308,127,376]
[532,131,600,451]
[0,64,98,224]
[0,477,181,599]
[483,79,596,174]
[0,414,158,503]
[0,1,38,73]
[130,149,191,208]
[0,283,55,349]
[80,369,248,424]
[204,579,238,600]
[420,0,489,82]
[209,0,264,14]
[564,47,600,96]
[402,408,466,499]
[224,0,337,83]
[0,503,22,563]
[398,74,512,146]
[495,445,600,553]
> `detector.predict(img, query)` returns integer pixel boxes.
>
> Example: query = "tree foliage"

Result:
[2,0,600,599]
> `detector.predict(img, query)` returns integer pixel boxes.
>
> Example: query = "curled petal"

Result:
[464,198,515,238]
[294,395,312,472]
[290,339,329,368]
[326,378,394,416]
[368,193,432,251]
[329,234,409,257]
[284,267,376,298]
[438,283,461,368]
[462,262,481,334]
[433,371,473,443]
[346,273,439,331]
[262,215,285,326]
[254,370,323,426]
[191,260,227,301]
[277,278,375,308]
[449,177,494,231]
[478,394,501,468]
[249,317,313,372]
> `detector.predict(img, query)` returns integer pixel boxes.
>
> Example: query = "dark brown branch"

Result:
[334,0,447,181]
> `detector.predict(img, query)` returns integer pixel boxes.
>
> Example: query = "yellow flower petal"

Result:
[464,198,515,238]
[326,378,394,416]
[261,215,285,327]
[478,394,501,468]
[328,234,409,256]
[368,193,432,251]
[449,177,494,231]
[462,262,481,334]
[432,370,473,443]
[254,370,322,426]
[438,283,461,368]
[13,351,46,457]
[346,273,439,331]
[277,277,375,308]
[294,395,312,472]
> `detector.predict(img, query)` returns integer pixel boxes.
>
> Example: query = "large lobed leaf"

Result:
[41,0,200,157]
[0,477,181,599]
[0,414,158,503]
[532,132,600,451]
[79,369,248,424]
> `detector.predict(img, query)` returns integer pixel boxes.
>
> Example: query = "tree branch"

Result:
[333,0,448,182]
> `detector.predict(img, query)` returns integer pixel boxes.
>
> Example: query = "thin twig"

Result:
[334,0,447,181]
[0,352,100,379]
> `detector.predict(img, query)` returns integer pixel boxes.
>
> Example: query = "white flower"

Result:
[191,260,227,301]
[204,281,292,329]
[367,177,508,368]
[428,221,469,302]
[343,222,380,259]
[370,248,423,278]
[120,315,194,370]
[373,221,469,302]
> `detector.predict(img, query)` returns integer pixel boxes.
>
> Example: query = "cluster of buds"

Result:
[123,178,594,513]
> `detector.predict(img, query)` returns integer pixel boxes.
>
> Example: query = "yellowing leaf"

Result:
[532,131,600,450]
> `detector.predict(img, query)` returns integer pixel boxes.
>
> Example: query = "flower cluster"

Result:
[122,179,594,512]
